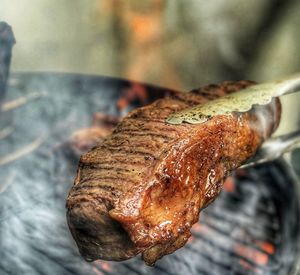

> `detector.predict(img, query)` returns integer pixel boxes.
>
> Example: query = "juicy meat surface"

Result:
[66,81,281,265]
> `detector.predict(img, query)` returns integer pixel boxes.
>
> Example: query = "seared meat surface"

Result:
[66,81,281,265]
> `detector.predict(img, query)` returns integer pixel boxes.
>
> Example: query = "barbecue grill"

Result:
[1,72,300,275]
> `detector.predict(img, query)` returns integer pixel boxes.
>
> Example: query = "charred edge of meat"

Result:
[67,200,139,261]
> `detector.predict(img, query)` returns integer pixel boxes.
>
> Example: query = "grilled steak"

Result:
[66,80,281,265]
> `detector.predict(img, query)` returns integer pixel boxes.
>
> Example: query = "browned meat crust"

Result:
[66,80,281,265]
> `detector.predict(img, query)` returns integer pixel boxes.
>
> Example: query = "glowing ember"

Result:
[191,222,201,233]
[239,259,261,274]
[117,83,148,110]
[92,266,105,275]
[94,261,112,273]
[187,235,195,244]
[256,241,276,255]
[235,244,269,266]
[223,177,235,193]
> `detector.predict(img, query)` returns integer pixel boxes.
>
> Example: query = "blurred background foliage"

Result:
[0,0,300,133]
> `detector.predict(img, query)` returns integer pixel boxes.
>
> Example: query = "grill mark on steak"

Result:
[96,146,158,160]
[78,177,139,189]
[66,80,281,266]
[83,159,147,167]
[70,185,122,199]
[70,187,117,198]
[79,163,145,177]
[114,121,180,135]
[79,164,132,173]
[113,130,174,139]
[108,133,173,147]
[78,176,137,186]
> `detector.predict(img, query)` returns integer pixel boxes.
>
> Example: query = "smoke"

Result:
[0,73,112,275]
[1,73,299,275]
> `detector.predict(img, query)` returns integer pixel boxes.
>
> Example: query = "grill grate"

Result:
[88,164,297,275]
[1,73,300,275]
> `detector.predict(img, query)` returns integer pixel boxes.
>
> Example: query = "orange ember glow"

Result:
[94,261,112,273]
[194,223,212,235]
[102,262,112,272]
[92,266,104,275]
[117,83,148,111]
[223,177,235,193]
[239,259,261,274]
[187,235,195,244]
[257,241,276,255]
[191,222,201,233]
[235,244,269,266]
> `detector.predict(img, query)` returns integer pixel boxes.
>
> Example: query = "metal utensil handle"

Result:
[280,129,300,148]
[166,74,300,125]
[241,129,300,168]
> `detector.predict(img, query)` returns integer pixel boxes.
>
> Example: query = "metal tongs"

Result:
[166,74,300,168]
[241,129,300,168]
